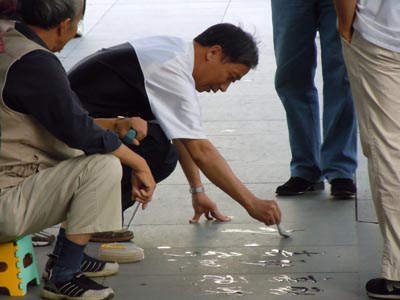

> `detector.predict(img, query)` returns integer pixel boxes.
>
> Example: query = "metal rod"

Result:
[125,201,141,229]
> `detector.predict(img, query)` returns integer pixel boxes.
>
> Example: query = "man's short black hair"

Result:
[194,23,259,69]
[19,0,82,29]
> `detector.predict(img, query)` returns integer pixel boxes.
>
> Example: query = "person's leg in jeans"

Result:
[272,0,324,195]
[318,0,357,191]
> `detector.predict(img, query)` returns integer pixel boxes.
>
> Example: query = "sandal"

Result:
[89,229,134,243]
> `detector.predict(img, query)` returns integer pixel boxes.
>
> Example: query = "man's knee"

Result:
[154,144,179,182]
[87,154,122,184]
[67,154,122,233]
[128,123,175,168]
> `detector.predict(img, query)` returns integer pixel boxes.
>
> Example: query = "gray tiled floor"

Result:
[0,0,382,299]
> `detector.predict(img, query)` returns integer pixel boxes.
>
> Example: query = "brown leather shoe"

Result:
[89,229,134,243]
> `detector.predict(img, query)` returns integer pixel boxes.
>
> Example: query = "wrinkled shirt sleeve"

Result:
[3,49,121,154]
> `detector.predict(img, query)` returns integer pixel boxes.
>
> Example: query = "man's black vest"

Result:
[68,42,155,120]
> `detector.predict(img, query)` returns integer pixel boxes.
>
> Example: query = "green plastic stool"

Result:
[0,235,40,296]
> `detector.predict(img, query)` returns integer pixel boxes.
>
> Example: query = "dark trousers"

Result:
[121,123,179,211]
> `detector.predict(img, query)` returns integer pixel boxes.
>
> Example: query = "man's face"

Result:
[193,46,250,93]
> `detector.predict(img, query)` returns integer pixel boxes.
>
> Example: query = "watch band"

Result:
[189,186,205,194]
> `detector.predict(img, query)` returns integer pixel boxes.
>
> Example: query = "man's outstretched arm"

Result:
[178,138,282,226]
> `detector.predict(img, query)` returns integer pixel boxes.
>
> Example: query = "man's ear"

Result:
[206,45,223,62]
[57,18,72,37]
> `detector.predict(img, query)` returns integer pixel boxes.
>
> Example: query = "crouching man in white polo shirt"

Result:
[68,23,282,233]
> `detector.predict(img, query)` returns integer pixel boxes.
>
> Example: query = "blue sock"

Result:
[52,227,66,257]
[50,237,85,283]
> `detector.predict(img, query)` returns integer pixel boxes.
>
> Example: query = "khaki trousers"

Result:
[0,154,122,243]
[342,31,400,280]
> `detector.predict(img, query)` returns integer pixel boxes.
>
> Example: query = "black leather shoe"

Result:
[276,177,324,196]
[366,278,400,299]
[330,178,356,199]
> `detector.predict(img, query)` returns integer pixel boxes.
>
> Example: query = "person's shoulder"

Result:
[22,48,61,67]
[13,48,64,80]
[130,36,188,51]
[157,36,186,46]
[130,36,191,69]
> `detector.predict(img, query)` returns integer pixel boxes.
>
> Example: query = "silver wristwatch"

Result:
[189,186,205,194]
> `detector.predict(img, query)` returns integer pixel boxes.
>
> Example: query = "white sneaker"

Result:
[42,272,114,300]
[99,242,145,263]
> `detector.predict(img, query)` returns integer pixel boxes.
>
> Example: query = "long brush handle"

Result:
[125,201,141,228]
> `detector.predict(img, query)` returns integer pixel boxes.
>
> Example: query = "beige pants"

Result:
[0,154,122,243]
[342,31,400,280]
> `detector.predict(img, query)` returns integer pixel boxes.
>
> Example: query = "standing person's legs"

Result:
[317,0,357,196]
[343,30,400,291]
[272,0,324,194]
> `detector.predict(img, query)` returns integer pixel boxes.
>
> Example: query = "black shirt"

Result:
[2,22,121,154]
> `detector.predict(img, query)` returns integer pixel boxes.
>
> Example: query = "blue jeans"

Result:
[271,0,357,182]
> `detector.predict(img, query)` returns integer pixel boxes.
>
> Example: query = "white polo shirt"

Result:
[354,0,400,53]
[130,36,206,140]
